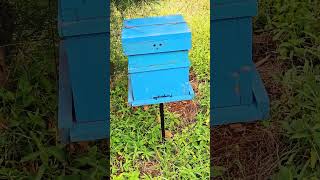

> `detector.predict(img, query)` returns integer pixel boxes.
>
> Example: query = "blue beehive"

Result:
[122,15,194,106]
[211,0,270,125]
[58,0,109,143]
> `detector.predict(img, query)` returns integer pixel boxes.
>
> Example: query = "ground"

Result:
[211,32,287,179]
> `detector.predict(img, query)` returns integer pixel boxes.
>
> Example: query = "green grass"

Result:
[0,42,110,180]
[0,1,109,179]
[110,0,210,179]
[256,0,320,64]
[254,0,320,179]
[271,63,320,179]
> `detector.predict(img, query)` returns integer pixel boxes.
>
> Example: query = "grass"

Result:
[271,62,320,179]
[0,1,109,179]
[256,0,320,64]
[110,0,210,179]
[0,42,110,180]
[254,0,320,179]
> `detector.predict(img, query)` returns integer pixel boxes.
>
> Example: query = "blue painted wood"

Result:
[62,33,109,123]
[212,67,270,125]
[59,129,70,144]
[124,15,185,27]
[211,0,257,20]
[129,67,194,106]
[211,0,269,126]
[129,84,194,106]
[122,15,194,106]
[58,42,72,143]
[58,0,110,143]
[240,66,254,105]
[58,40,110,143]
[128,51,190,73]
[122,15,191,56]
[70,121,108,142]
[58,0,109,37]
[252,67,270,119]
[212,104,262,125]
[212,17,254,107]
[58,41,73,129]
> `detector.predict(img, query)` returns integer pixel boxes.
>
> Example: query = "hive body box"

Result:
[122,15,194,106]
[211,0,270,125]
[58,0,110,143]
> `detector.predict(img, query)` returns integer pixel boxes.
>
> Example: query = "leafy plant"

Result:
[272,62,320,178]
[0,1,108,179]
[256,0,320,65]
[253,0,320,178]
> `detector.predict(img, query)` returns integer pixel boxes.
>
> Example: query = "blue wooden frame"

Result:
[122,15,194,106]
[210,0,270,126]
[58,0,110,143]
[58,37,109,143]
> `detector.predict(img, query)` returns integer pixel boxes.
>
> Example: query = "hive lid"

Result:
[122,15,191,56]
[124,15,185,27]
[211,0,258,20]
[122,15,190,39]
[58,0,110,37]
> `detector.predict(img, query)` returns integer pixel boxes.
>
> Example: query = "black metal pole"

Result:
[160,103,165,141]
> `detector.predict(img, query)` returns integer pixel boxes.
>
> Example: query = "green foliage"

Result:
[256,0,320,64]
[0,41,108,179]
[0,1,108,179]
[272,63,320,179]
[10,0,57,42]
[110,0,210,178]
[212,166,227,178]
[253,0,320,178]
[111,0,152,11]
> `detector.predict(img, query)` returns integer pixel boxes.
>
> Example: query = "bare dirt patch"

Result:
[0,118,8,131]
[211,123,283,179]
[254,32,285,101]
[138,160,162,177]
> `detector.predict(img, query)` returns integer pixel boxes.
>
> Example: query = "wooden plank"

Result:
[211,104,262,126]
[58,41,73,129]
[70,121,108,142]
[58,0,110,37]
[211,0,257,20]
[63,33,109,123]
